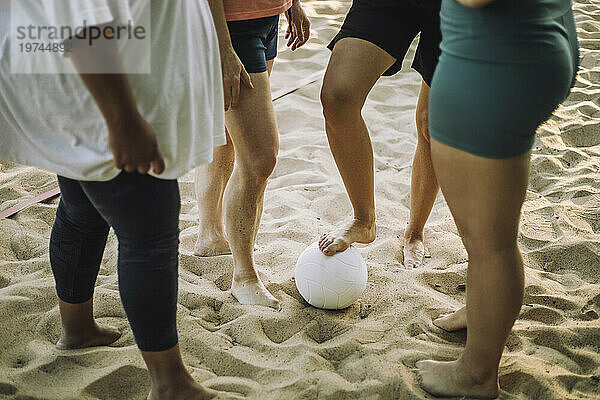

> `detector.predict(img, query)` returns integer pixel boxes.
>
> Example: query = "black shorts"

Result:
[328,0,442,86]
[227,15,280,74]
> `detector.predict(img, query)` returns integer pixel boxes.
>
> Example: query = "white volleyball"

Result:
[295,242,368,310]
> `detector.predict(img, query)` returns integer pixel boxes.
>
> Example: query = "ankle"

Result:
[61,320,98,338]
[353,214,375,228]
[232,271,259,285]
[151,370,195,394]
[197,226,225,240]
[404,228,423,242]
[457,354,498,386]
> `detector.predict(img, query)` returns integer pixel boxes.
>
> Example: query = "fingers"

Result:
[292,31,303,51]
[288,17,310,51]
[241,68,253,89]
[113,156,125,171]
[228,71,253,109]
[287,27,296,48]
[137,162,151,175]
[151,149,166,175]
[287,17,297,47]
[114,155,136,173]
[297,21,311,49]
[113,149,165,175]
[231,75,241,109]
[123,163,136,173]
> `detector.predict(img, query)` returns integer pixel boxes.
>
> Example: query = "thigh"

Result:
[430,140,530,254]
[79,172,181,242]
[328,0,420,76]
[323,37,397,105]
[56,176,108,229]
[224,71,278,163]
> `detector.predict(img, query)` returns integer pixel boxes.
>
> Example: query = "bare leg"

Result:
[56,298,121,350]
[194,133,234,257]
[224,61,279,309]
[144,345,216,400]
[417,140,528,399]
[318,38,396,256]
[56,299,212,399]
[404,81,439,268]
[194,61,276,260]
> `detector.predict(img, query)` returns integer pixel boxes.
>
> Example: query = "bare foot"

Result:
[434,306,467,332]
[56,323,121,350]
[148,379,217,400]
[231,277,280,309]
[319,219,376,256]
[194,233,231,257]
[416,359,499,399]
[403,236,425,269]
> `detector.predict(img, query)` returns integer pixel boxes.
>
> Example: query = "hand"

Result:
[220,46,253,111]
[285,2,311,51]
[107,112,166,175]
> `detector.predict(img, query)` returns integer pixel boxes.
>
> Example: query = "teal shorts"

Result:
[429,0,579,159]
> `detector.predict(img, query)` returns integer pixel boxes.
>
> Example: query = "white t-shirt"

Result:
[0,0,225,181]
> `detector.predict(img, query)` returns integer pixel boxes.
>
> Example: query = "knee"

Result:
[120,229,180,269]
[460,228,519,261]
[320,79,363,123]
[240,146,278,183]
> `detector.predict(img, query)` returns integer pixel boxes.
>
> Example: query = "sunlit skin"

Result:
[317,38,439,271]
[195,0,310,309]
[417,141,528,399]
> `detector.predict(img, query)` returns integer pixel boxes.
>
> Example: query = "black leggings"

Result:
[50,172,180,352]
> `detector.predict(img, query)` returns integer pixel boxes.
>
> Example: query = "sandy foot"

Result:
[56,324,121,350]
[194,235,232,257]
[403,237,425,269]
[416,359,499,399]
[231,278,280,310]
[318,219,376,256]
[434,306,467,332]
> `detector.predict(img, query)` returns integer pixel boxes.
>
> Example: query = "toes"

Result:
[320,236,334,252]
[318,234,327,248]
[231,280,281,309]
[432,312,466,332]
[403,245,425,268]
[432,317,447,329]
[270,299,281,311]
[324,240,348,256]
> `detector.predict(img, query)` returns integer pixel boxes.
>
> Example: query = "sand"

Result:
[1,1,600,399]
